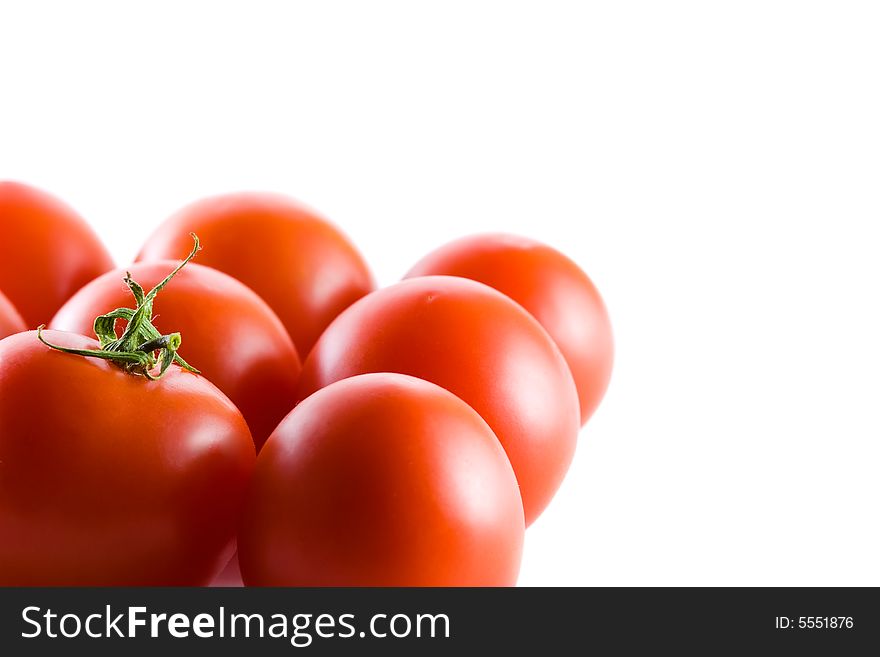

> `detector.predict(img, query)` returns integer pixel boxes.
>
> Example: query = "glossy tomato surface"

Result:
[136,192,375,356]
[407,233,614,425]
[240,373,524,586]
[0,181,114,326]
[296,276,580,526]
[0,290,26,340]
[0,330,255,585]
[51,262,301,450]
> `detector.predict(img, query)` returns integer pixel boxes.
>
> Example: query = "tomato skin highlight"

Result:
[406,233,614,426]
[51,262,301,451]
[0,330,256,585]
[0,181,115,327]
[296,276,579,526]
[0,290,26,340]
[240,373,525,586]
[136,191,375,356]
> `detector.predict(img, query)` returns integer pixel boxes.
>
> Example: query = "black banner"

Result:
[0,587,875,655]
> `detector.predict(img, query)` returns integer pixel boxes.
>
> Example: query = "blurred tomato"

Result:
[407,233,613,425]
[0,290,26,340]
[136,192,375,356]
[240,373,524,586]
[51,262,300,450]
[0,181,114,326]
[296,276,580,526]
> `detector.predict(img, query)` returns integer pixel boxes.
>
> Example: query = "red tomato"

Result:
[240,373,524,586]
[0,290,26,340]
[136,192,375,356]
[407,234,614,425]
[0,181,114,326]
[0,330,255,585]
[296,276,580,526]
[51,262,301,450]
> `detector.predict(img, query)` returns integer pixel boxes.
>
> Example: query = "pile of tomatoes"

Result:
[0,181,613,586]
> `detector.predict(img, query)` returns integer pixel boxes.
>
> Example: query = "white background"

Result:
[1,1,878,586]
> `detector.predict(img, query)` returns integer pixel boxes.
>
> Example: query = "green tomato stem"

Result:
[37,234,202,381]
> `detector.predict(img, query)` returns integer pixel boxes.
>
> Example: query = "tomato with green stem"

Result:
[51,261,301,451]
[0,237,255,585]
[0,181,114,327]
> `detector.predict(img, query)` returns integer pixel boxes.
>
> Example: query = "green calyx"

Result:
[37,234,202,381]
